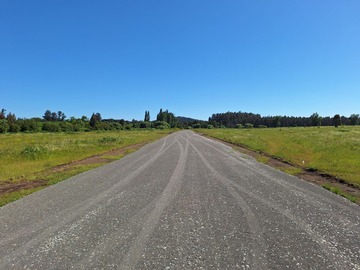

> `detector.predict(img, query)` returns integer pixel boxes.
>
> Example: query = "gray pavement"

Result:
[0,130,359,269]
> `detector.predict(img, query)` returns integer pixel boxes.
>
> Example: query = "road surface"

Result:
[0,130,359,269]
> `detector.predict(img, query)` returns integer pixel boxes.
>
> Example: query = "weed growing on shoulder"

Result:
[21,146,49,160]
[322,184,357,203]
[98,136,120,144]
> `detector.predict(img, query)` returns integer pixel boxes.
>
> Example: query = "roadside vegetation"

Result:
[0,130,172,206]
[0,108,180,134]
[200,126,360,188]
[1,106,359,205]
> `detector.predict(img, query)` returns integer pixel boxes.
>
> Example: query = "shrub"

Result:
[245,123,253,129]
[192,123,202,129]
[153,121,170,129]
[111,122,123,130]
[98,136,119,144]
[60,122,75,132]
[235,124,243,129]
[139,121,152,129]
[258,125,267,128]
[20,120,40,132]
[42,122,61,132]
[207,125,214,129]
[9,123,21,133]
[21,146,49,159]
[0,120,9,133]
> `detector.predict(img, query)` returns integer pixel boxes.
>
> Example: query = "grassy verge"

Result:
[0,130,172,206]
[322,184,357,203]
[200,126,360,188]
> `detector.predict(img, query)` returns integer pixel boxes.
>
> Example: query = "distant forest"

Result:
[208,112,360,128]
[0,107,359,133]
[0,108,179,133]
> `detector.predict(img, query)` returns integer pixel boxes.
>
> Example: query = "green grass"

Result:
[0,129,172,206]
[200,126,360,187]
[0,187,45,207]
[322,184,357,203]
[0,130,171,182]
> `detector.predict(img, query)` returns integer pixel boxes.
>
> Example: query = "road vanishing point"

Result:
[0,131,359,269]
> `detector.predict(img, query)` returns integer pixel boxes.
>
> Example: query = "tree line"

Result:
[1,107,359,133]
[0,108,180,133]
[208,112,360,128]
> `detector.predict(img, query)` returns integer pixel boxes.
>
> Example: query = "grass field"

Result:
[200,126,360,188]
[0,130,172,206]
[0,130,172,181]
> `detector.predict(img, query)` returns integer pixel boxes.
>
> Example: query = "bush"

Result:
[98,136,119,144]
[139,121,152,129]
[9,123,21,132]
[245,123,253,129]
[42,122,61,132]
[207,125,214,129]
[0,120,9,133]
[60,122,75,132]
[192,123,202,129]
[258,125,267,128]
[235,124,243,129]
[153,121,170,129]
[19,120,40,132]
[21,146,49,159]
[111,122,123,130]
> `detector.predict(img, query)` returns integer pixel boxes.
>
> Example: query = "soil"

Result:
[0,180,47,195]
[0,142,149,197]
[200,134,360,204]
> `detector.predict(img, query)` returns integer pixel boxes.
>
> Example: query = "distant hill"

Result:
[176,116,203,123]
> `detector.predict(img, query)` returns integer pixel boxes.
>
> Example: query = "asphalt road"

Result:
[0,130,359,270]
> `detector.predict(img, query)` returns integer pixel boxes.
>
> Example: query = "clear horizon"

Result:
[1,0,359,121]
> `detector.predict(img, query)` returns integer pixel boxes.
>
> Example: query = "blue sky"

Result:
[1,0,359,121]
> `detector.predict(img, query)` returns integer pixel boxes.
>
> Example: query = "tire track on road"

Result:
[192,133,360,227]
[189,141,268,270]
[0,135,179,269]
[190,137,359,269]
[119,138,189,270]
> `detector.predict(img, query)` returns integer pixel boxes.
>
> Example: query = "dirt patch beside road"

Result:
[0,142,148,198]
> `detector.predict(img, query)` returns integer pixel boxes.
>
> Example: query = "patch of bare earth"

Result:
[200,133,360,204]
[0,180,47,195]
[0,142,148,197]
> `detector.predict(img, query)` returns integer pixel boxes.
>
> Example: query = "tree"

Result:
[157,109,164,121]
[333,114,341,128]
[89,113,102,128]
[273,116,281,127]
[0,119,9,133]
[0,108,6,120]
[144,111,150,122]
[57,111,66,121]
[156,108,177,127]
[43,110,52,121]
[6,112,16,124]
[349,114,359,125]
[310,113,322,126]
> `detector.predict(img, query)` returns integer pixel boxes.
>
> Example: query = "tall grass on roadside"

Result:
[200,126,360,187]
[0,130,171,182]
